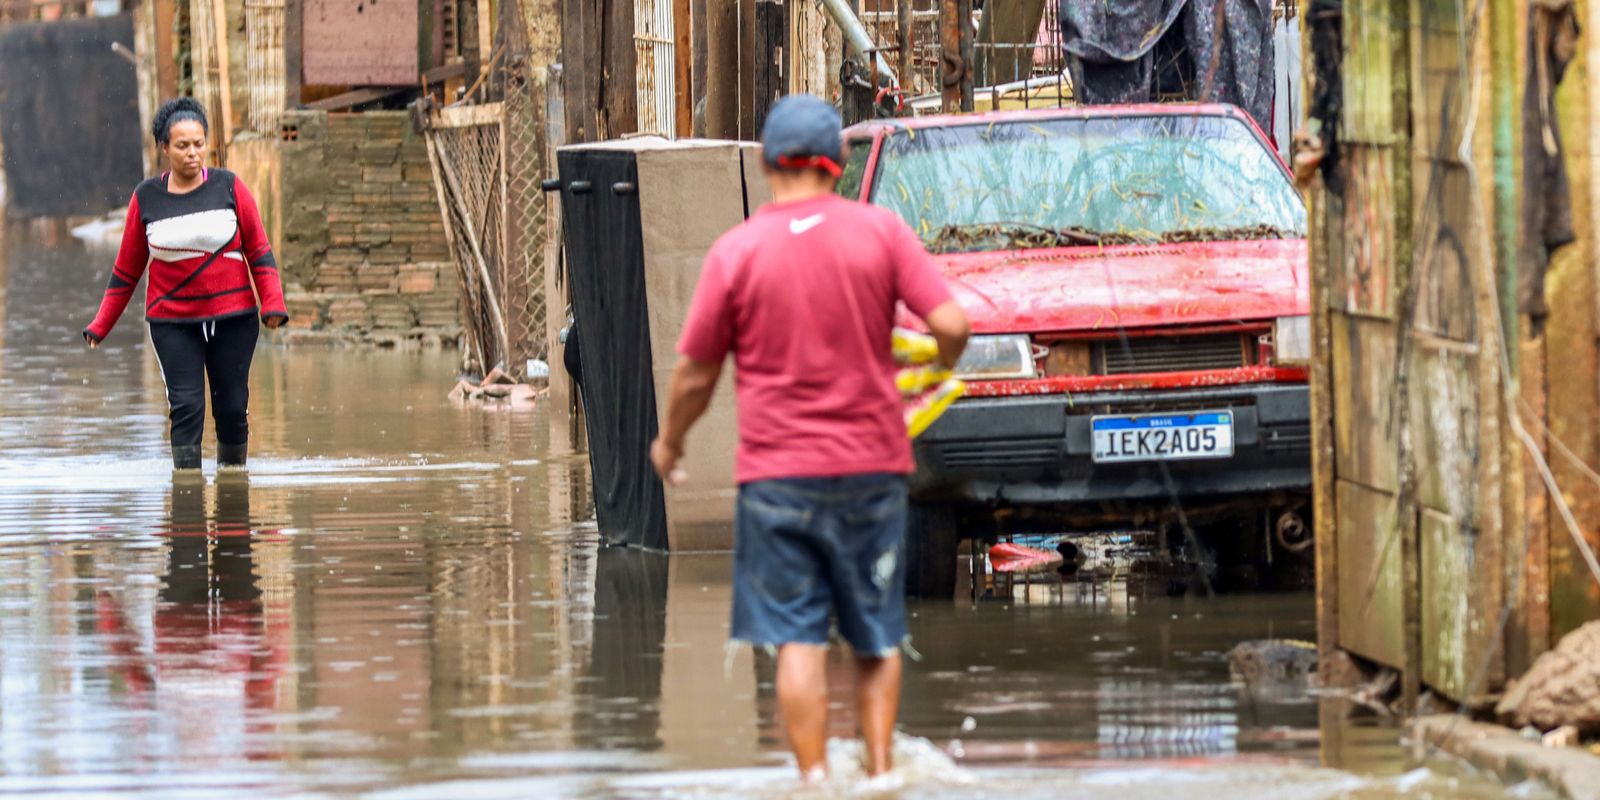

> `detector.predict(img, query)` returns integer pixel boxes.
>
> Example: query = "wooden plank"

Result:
[1421,506,1493,704]
[737,0,756,138]
[690,0,707,136]
[675,0,692,138]
[1331,314,1400,492]
[751,0,784,134]
[703,0,737,138]
[1310,188,1343,678]
[896,0,912,95]
[1513,330,1550,675]
[939,0,964,113]
[304,86,407,111]
[562,0,601,141]
[604,0,638,135]
[1544,0,1600,641]
[212,0,234,158]
[476,0,492,81]
[434,100,505,128]
[134,0,160,175]
[154,0,177,99]
[423,61,471,85]
[1336,480,1405,668]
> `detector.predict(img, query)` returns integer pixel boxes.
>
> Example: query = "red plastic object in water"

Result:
[987,542,1064,573]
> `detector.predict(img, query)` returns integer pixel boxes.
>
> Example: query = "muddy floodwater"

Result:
[0,237,1537,798]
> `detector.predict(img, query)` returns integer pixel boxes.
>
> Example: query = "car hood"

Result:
[931,239,1309,333]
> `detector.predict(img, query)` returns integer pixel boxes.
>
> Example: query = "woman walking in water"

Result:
[82,98,288,470]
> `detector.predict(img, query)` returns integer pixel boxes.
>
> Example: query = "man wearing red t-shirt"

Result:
[650,94,970,781]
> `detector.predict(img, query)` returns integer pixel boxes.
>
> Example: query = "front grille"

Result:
[940,438,1062,469]
[1094,333,1250,375]
[1261,423,1312,454]
[1070,396,1257,417]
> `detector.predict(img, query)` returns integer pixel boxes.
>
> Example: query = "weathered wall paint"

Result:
[1546,0,1600,638]
[1318,0,1600,704]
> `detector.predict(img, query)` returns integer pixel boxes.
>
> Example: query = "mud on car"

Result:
[839,104,1312,596]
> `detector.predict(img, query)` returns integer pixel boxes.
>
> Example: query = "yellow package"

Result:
[895,365,952,397]
[905,378,966,439]
[891,327,939,366]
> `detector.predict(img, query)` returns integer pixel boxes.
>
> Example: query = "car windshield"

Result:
[868,114,1307,254]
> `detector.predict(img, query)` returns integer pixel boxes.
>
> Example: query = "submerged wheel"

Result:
[905,502,960,599]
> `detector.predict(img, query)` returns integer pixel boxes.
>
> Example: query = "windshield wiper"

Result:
[925,222,1108,253]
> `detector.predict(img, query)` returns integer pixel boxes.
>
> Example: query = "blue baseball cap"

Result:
[760,94,844,177]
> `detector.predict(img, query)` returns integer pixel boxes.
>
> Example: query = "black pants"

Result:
[149,314,259,448]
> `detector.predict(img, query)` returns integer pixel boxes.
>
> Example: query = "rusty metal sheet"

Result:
[1337,479,1405,668]
[1331,314,1399,493]
[303,0,419,85]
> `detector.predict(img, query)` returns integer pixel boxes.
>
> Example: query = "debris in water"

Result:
[448,366,543,405]
[988,542,1064,573]
[1228,639,1317,683]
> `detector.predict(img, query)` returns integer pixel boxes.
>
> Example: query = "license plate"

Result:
[1091,410,1234,463]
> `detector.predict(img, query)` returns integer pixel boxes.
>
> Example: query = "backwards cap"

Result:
[760,94,844,178]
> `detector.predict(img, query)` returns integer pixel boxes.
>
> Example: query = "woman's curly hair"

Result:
[152,97,209,145]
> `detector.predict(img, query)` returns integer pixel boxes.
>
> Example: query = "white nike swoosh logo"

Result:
[789,213,825,235]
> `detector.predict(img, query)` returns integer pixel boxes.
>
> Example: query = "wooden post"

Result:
[154,0,178,99]
[284,0,301,107]
[896,0,912,95]
[134,0,161,175]
[752,0,784,133]
[704,0,738,138]
[602,0,638,136]
[738,0,757,137]
[211,0,234,162]
[691,0,708,136]
[674,0,692,137]
[939,0,966,113]
[477,0,493,82]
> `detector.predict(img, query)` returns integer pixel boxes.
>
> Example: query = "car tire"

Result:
[905,502,960,599]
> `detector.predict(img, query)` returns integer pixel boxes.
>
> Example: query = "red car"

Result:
[839,103,1311,595]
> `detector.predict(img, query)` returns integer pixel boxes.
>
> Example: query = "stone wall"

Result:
[235,109,461,347]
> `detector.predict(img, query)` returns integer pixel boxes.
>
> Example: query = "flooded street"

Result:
[0,237,1534,798]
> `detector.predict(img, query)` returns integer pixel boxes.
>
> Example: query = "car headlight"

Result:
[954,335,1036,380]
[1274,315,1311,365]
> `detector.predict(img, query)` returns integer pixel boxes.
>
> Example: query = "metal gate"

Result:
[424,103,516,376]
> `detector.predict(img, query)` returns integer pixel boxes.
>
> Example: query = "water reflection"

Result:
[92,474,288,763]
[0,233,1535,797]
[576,547,667,752]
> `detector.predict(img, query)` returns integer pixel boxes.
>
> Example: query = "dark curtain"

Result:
[557,148,670,550]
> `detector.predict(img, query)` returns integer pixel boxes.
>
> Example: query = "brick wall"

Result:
[266,110,461,347]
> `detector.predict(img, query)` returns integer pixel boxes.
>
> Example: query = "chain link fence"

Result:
[421,6,550,379]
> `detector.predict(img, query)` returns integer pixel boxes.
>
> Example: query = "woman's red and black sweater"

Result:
[84,169,288,343]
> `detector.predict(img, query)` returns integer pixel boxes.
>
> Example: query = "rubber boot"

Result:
[217,442,248,469]
[172,444,202,471]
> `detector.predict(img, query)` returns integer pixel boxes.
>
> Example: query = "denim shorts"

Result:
[731,473,908,657]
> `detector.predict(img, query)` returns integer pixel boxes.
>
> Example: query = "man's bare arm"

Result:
[923,300,971,370]
[650,355,724,482]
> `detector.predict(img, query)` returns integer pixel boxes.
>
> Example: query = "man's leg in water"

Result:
[826,474,910,777]
[777,643,830,777]
[856,651,903,775]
